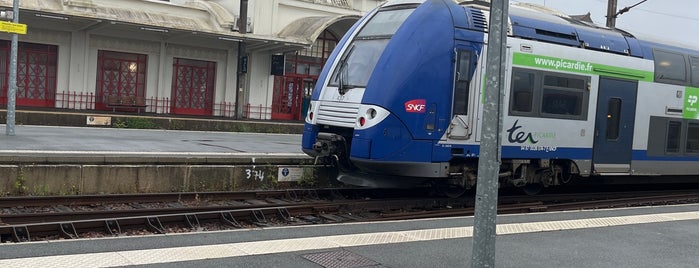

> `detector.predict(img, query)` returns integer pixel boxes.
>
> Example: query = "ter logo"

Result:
[689,95,698,106]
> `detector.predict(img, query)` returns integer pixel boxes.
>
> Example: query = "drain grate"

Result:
[302,250,380,268]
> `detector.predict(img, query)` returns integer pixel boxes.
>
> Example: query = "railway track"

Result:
[2,187,699,243]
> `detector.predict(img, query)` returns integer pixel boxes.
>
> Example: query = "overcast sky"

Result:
[511,0,699,48]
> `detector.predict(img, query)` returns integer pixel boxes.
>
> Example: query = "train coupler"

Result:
[313,133,346,157]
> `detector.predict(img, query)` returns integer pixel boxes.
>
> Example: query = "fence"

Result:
[56,91,95,110]
[243,104,273,120]
[52,91,273,120]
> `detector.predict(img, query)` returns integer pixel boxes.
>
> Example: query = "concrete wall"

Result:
[0,161,336,196]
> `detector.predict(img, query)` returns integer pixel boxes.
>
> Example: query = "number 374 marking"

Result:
[245,169,265,181]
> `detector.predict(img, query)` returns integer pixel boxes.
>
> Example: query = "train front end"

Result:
[302,0,468,187]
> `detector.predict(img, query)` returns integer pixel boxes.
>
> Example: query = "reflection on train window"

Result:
[666,121,681,153]
[541,75,585,116]
[654,50,687,84]
[606,98,621,140]
[541,89,583,115]
[511,70,534,112]
[686,123,699,153]
[544,76,585,89]
[690,56,699,87]
[508,67,589,120]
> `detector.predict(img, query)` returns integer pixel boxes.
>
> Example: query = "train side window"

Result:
[510,69,535,113]
[606,98,621,140]
[666,121,682,153]
[686,122,699,153]
[540,74,587,119]
[690,56,699,87]
[654,50,687,85]
[452,50,472,115]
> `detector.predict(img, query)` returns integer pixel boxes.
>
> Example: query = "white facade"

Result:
[0,0,382,119]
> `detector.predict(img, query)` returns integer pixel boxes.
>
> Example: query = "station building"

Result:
[0,0,380,121]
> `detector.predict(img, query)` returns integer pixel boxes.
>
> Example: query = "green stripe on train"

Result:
[512,52,653,82]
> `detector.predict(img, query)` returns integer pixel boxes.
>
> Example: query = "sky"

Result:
[510,0,699,48]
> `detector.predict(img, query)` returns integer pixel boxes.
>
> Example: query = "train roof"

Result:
[455,0,699,59]
[376,0,698,59]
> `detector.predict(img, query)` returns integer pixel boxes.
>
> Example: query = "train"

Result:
[301,0,699,196]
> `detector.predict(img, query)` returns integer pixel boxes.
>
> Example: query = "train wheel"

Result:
[522,183,543,195]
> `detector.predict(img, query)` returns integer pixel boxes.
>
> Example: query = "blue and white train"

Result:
[302,0,699,194]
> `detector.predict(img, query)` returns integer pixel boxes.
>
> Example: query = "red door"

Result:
[271,76,302,120]
[171,58,216,116]
[95,50,147,110]
[270,30,337,121]
[0,42,58,108]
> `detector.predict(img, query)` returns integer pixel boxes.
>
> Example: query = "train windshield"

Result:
[330,7,416,88]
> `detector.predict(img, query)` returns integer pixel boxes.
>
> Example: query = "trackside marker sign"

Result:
[405,99,426,113]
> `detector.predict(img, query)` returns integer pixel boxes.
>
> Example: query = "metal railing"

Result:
[52,91,276,120]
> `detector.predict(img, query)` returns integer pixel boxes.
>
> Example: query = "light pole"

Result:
[5,0,19,136]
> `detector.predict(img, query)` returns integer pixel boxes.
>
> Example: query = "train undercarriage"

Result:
[311,131,582,196]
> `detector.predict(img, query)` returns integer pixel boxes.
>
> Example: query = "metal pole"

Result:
[5,0,19,136]
[606,0,618,28]
[235,42,244,120]
[471,0,508,267]
[234,0,248,120]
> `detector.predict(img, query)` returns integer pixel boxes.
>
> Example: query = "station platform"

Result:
[0,124,324,195]
[1,203,698,267]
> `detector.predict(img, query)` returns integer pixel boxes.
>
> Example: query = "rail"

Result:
[4,188,699,242]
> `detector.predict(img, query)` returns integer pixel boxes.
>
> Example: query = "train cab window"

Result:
[654,50,687,85]
[690,56,699,87]
[329,7,416,89]
[666,121,682,153]
[606,98,621,140]
[510,70,535,113]
[540,75,586,118]
[686,123,699,153]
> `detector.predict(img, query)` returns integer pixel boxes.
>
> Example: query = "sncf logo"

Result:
[405,99,426,113]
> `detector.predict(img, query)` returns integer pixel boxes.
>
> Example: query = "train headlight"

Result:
[367,108,377,119]
[355,105,390,130]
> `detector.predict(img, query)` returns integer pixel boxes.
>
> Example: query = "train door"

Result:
[592,77,638,173]
[446,46,480,140]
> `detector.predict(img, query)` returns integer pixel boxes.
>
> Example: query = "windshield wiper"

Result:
[338,44,356,95]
